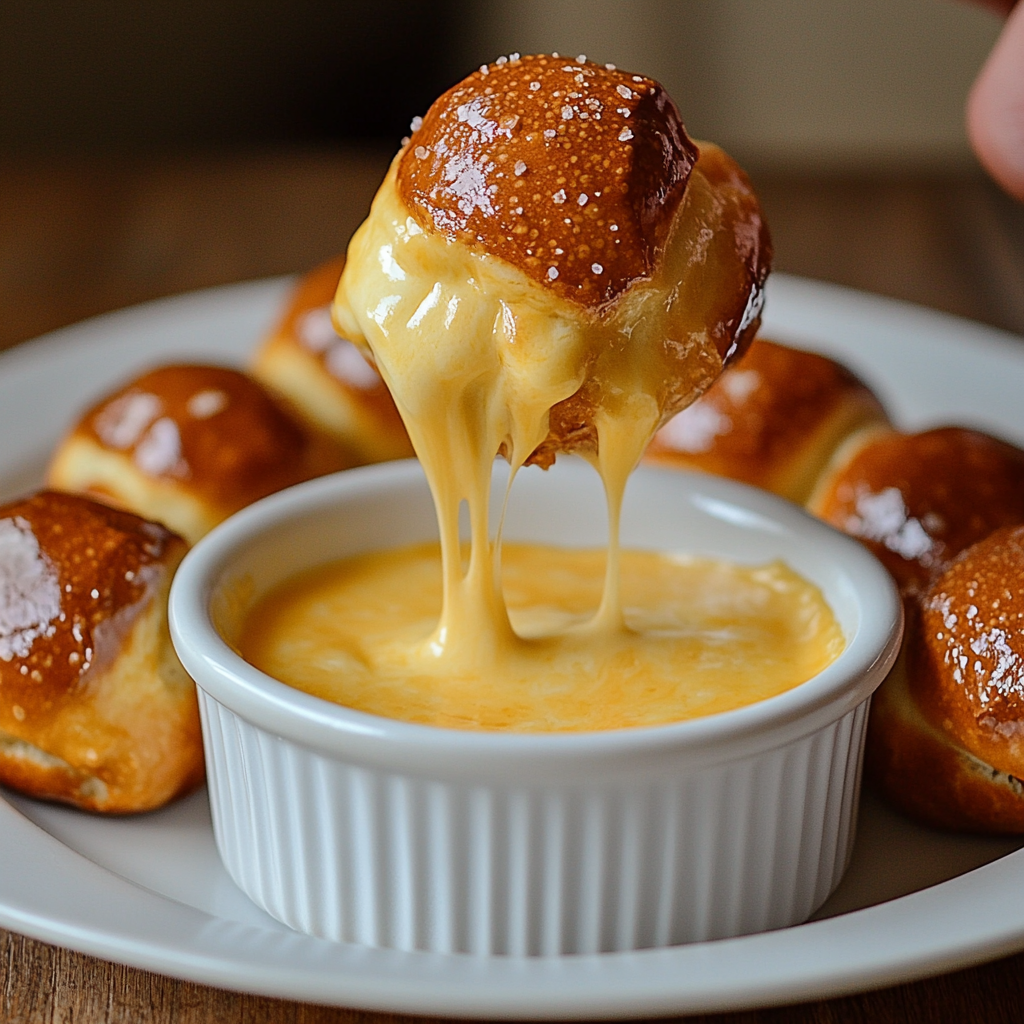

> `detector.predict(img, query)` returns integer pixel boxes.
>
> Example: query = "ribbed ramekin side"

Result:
[199,689,870,955]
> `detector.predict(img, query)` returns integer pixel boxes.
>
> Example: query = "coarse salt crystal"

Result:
[514,160,527,176]
[544,128,556,138]
[547,267,559,280]
[561,105,573,119]
[530,81,540,91]
[578,193,588,206]
[410,115,423,132]
[552,189,566,204]
[618,128,633,142]
[592,263,603,274]
[414,145,430,160]
[616,84,632,99]
[577,54,587,62]
[187,389,228,419]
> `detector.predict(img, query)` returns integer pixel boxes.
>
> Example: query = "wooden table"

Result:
[2,148,1024,1023]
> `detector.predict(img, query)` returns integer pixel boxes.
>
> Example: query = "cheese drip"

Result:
[333,158,730,671]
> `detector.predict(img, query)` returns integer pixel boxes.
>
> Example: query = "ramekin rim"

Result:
[169,460,903,762]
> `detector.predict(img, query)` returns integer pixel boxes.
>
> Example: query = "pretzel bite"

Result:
[0,491,201,813]
[47,364,349,544]
[335,54,772,470]
[867,526,1024,832]
[808,427,1024,596]
[644,339,890,503]
[251,257,413,465]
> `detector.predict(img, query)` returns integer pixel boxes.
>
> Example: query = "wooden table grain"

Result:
[1,148,1024,1023]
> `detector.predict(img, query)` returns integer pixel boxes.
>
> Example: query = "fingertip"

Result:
[968,2,1024,201]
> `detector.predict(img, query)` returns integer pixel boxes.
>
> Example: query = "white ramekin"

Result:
[169,459,902,956]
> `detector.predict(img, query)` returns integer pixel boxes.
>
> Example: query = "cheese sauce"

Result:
[240,542,845,732]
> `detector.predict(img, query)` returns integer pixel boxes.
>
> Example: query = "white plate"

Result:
[2,274,1024,1017]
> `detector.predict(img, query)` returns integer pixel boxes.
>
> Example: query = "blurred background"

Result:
[1,0,1022,349]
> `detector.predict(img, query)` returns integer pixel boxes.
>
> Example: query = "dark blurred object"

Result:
[0,0,461,152]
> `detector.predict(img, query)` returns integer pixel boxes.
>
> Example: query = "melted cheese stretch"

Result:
[333,159,729,670]
[240,543,845,733]
[303,155,838,730]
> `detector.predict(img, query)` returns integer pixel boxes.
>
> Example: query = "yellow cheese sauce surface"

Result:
[240,542,845,733]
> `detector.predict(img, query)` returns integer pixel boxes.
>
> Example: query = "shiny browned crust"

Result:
[0,491,203,813]
[809,427,1024,596]
[390,55,770,467]
[909,525,1024,781]
[48,364,348,541]
[399,54,699,309]
[865,647,1024,833]
[251,257,413,465]
[644,339,891,503]
[523,143,770,468]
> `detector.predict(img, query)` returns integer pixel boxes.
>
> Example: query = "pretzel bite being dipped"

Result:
[334,54,772,478]
[48,364,349,544]
[644,339,891,504]
[251,257,414,465]
[0,491,201,813]
[808,426,1024,597]
[867,526,1024,833]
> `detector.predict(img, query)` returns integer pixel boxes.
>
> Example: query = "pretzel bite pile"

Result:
[811,428,1024,832]
[651,342,1024,833]
[9,359,356,812]
[0,491,201,812]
